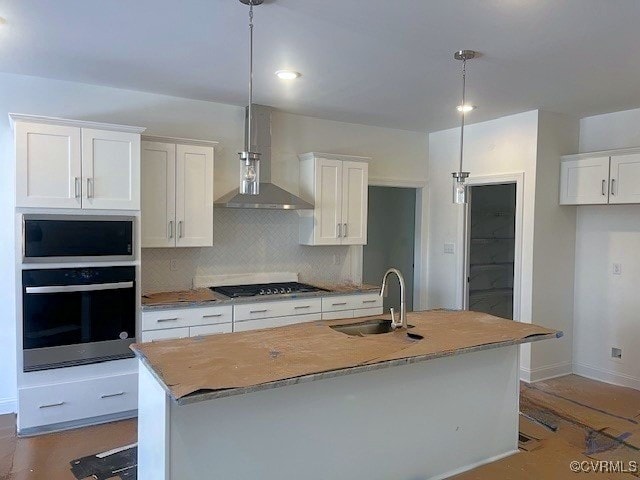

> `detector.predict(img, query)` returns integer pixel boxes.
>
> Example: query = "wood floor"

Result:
[0,374,638,479]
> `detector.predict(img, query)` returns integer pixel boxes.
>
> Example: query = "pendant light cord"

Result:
[246,1,254,155]
[458,58,466,175]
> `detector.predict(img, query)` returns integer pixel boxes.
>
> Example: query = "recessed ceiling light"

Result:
[275,70,301,80]
[456,104,477,113]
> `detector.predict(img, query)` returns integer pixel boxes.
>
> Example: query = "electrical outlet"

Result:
[444,243,455,254]
[613,263,622,275]
[611,347,622,360]
[170,259,178,271]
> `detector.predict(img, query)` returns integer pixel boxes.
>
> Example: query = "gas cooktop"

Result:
[211,282,327,298]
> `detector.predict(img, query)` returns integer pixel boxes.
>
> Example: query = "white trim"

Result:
[519,361,572,383]
[368,177,427,188]
[142,135,219,147]
[562,146,640,161]
[573,362,640,391]
[458,173,525,321]
[8,113,146,134]
[298,152,371,163]
[0,397,17,414]
[429,450,520,480]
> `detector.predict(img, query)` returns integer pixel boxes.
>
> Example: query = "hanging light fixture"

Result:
[238,0,263,195]
[451,49,477,205]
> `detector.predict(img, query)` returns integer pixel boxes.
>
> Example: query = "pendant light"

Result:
[451,50,477,205]
[238,0,263,195]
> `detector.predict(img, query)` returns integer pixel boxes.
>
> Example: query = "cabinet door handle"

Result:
[168,221,174,239]
[332,302,347,306]
[337,223,342,238]
[202,313,223,318]
[602,179,606,196]
[294,305,311,309]
[611,178,616,196]
[74,177,80,198]
[157,317,178,323]
[178,221,183,238]
[250,309,268,313]
[86,178,94,198]
[39,401,65,409]
[343,223,348,237]
[101,391,125,399]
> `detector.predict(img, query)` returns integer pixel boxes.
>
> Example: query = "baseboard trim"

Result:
[18,409,137,437]
[520,361,572,383]
[430,449,520,480]
[573,362,640,391]
[0,397,17,415]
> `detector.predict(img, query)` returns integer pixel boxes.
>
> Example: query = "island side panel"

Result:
[168,345,520,480]
[138,359,170,479]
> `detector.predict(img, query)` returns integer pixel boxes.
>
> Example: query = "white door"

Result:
[341,160,368,245]
[141,141,176,247]
[15,122,82,208]
[313,158,343,245]
[81,129,141,210]
[609,153,640,204]
[559,157,610,205]
[175,144,214,247]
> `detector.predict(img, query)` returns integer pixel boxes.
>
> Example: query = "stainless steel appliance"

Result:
[212,282,326,298]
[23,215,134,263]
[22,266,136,371]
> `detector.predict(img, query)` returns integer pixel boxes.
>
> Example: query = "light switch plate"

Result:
[170,259,178,271]
[444,243,455,254]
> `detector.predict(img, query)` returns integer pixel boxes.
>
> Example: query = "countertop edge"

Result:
[135,331,561,406]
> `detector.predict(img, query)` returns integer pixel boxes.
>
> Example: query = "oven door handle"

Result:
[25,281,134,294]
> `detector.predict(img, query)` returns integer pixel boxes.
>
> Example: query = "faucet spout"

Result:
[380,268,407,330]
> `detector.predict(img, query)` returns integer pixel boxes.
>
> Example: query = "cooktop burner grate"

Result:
[211,282,327,298]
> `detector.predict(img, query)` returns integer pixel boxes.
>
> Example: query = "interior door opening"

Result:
[466,183,516,320]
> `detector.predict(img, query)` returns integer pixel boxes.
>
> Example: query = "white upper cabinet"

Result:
[141,137,216,248]
[609,153,640,204]
[14,122,82,209]
[81,129,141,210]
[560,149,640,205]
[299,153,370,246]
[11,114,145,211]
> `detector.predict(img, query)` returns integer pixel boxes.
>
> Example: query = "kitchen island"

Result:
[132,310,560,480]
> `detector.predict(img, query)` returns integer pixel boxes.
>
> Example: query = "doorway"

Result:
[363,186,416,313]
[466,183,516,319]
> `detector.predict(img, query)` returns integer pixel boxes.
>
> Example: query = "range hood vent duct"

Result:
[215,105,314,210]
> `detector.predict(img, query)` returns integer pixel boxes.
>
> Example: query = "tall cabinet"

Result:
[298,153,369,246]
[11,114,144,210]
[141,136,216,248]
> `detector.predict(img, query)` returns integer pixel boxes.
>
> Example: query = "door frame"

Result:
[362,177,427,311]
[457,173,524,321]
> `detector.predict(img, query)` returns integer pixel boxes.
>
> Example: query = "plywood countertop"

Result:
[131,310,561,405]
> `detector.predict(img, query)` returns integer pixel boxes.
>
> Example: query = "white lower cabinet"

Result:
[234,313,321,332]
[190,323,232,337]
[141,305,233,342]
[141,327,190,342]
[18,372,137,433]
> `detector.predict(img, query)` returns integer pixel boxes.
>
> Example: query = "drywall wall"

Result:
[572,108,640,389]
[427,110,579,381]
[0,72,428,412]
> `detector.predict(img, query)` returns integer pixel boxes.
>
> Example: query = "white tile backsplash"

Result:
[141,208,352,293]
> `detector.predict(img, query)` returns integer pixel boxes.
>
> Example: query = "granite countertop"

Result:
[141,282,381,311]
[131,309,562,406]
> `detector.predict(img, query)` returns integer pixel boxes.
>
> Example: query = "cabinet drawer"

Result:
[322,293,382,313]
[141,327,190,342]
[353,306,384,318]
[18,373,137,431]
[142,305,232,331]
[321,310,354,321]
[234,313,321,332]
[190,323,232,337]
[234,298,322,322]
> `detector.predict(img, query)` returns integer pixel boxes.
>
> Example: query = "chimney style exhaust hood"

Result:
[215,105,314,210]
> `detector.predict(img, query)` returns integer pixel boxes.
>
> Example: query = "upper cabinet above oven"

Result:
[10,114,146,211]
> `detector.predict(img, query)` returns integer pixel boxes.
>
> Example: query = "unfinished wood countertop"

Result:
[131,310,561,405]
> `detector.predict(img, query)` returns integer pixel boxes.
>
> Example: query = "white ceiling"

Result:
[0,0,639,132]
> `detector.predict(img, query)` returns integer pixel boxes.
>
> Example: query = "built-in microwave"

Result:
[23,215,134,263]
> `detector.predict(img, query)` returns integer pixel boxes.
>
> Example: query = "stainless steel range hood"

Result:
[215,105,314,210]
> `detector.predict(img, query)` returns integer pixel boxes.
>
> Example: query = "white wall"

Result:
[572,108,640,389]
[0,72,428,413]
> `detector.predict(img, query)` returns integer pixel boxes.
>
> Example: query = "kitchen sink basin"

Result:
[330,319,417,336]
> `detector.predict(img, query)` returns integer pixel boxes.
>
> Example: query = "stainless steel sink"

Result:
[330,319,418,337]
